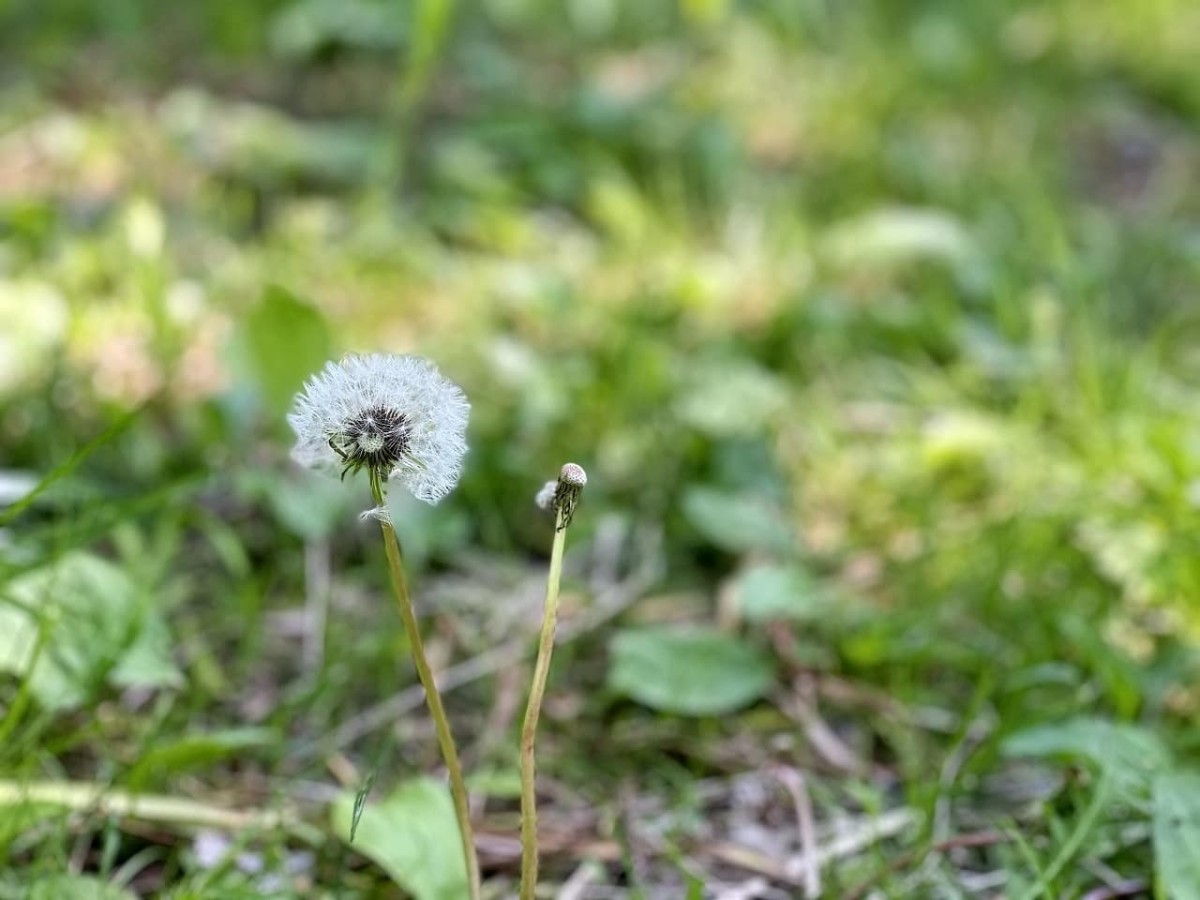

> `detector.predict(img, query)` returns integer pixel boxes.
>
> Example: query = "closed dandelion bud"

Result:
[553,462,587,530]
[288,353,469,505]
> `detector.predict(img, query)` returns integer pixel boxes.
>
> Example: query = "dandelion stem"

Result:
[520,504,568,899]
[369,470,481,900]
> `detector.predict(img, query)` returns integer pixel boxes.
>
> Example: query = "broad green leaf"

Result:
[29,875,136,900]
[0,553,181,711]
[675,361,787,438]
[240,285,332,415]
[1002,718,1171,804]
[681,488,794,555]
[733,562,828,622]
[270,0,404,58]
[1154,772,1200,900]
[111,613,180,691]
[330,778,467,900]
[608,626,775,716]
[260,470,361,542]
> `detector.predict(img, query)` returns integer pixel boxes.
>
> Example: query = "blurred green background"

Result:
[2,0,1199,896]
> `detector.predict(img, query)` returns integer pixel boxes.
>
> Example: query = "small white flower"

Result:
[288,354,469,504]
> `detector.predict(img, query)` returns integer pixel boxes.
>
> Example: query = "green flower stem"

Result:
[369,471,481,900]
[519,505,568,900]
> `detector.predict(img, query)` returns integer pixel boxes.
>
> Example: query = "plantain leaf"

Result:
[1154,771,1200,900]
[608,626,775,716]
[331,778,466,900]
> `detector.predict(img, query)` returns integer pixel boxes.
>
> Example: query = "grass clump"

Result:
[1,0,1199,896]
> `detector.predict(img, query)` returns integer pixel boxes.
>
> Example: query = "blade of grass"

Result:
[1016,772,1113,900]
[0,405,146,528]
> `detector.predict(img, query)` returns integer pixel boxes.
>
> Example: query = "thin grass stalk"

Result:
[519,504,568,899]
[369,470,481,900]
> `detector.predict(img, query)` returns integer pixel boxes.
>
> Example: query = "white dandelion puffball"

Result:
[288,354,469,504]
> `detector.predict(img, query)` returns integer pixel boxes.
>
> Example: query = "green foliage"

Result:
[126,728,279,791]
[330,779,467,900]
[236,286,334,416]
[1003,718,1172,806]
[731,561,831,623]
[1154,773,1200,900]
[26,876,136,900]
[607,626,775,716]
[680,488,795,556]
[0,553,180,711]
[269,0,404,59]
[0,802,66,850]
[0,0,1197,893]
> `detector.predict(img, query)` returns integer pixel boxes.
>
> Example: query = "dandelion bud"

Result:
[553,462,587,530]
[558,463,586,487]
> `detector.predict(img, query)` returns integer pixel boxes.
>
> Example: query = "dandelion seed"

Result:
[358,505,393,526]
[535,480,557,511]
[288,354,469,504]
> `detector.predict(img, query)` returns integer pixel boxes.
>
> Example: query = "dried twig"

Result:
[790,808,918,881]
[773,767,820,898]
[0,780,320,843]
[556,860,604,900]
[1080,880,1150,900]
[709,807,918,888]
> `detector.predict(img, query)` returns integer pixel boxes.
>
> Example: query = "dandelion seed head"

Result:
[288,353,469,504]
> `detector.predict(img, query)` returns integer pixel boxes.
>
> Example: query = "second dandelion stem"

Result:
[519,506,568,899]
[370,472,481,900]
